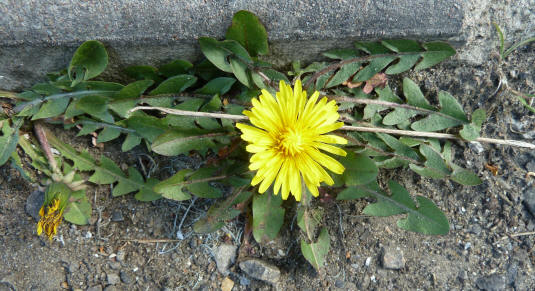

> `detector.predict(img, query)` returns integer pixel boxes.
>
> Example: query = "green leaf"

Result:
[68,40,108,86]
[359,181,449,235]
[125,114,167,143]
[75,95,114,123]
[194,186,252,233]
[355,41,390,54]
[397,196,449,235]
[154,169,193,200]
[134,178,161,201]
[381,39,421,53]
[88,156,124,184]
[0,119,21,166]
[409,144,451,178]
[414,42,456,71]
[195,77,236,95]
[354,56,396,82]
[326,62,361,88]
[31,96,70,120]
[385,55,421,74]
[230,57,252,87]
[96,127,121,143]
[124,65,161,82]
[122,133,142,151]
[341,152,378,186]
[63,189,91,225]
[403,78,433,110]
[149,74,197,95]
[186,168,223,198]
[323,48,359,60]
[460,109,486,141]
[151,130,227,156]
[199,38,252,73]
[450,168,482,186]
[225,10,269,57]
[252,191,285,243]
[159,60,193,77]
[301,227,330,270]
[109,79,154,117]
[376,133,421,161]
[112,167,145,196]
[411,91,468,132]
[297,207,324,235]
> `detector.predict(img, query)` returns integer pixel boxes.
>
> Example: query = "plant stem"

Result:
[130,106,535,149]
[34,122,59,173]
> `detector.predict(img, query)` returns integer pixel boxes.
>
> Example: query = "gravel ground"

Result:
[1,1,535,290]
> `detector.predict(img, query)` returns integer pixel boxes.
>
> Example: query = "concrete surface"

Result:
[0,0,464,90]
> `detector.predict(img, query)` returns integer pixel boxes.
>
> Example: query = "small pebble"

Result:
[475,274,506,291]
[214,244,237,275]
[382,247,405,269]
[25,190,44,221]
[106,273,120,285]
[111,211,124,222]
[468,141,484,154]
[120,271,134,284]
[116,250,126,262]
[239,259,280,285]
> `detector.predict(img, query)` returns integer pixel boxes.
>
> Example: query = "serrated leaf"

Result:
[225,10,268,57]
[341,152,378,186]
[355,41,390,54]
[385,55,421,74]
[419,144,451,175]
[354,56,396,82]
[149,74,197,95]
[31,96,70,120]
[194,186,252,233]
[360,181,449,235]
[381,39,421,53]
[113,167,144,196]
[122,133,142,151]
[411,90,468,132]
[151,130,227,156]
[154,169,193,200]
[159,60,193,77]
[186,168,222,198]
[134,178,161,201]
[68,40,108,86]
[323,48,359,60]
[252,191,285,243]
[96,127,121,143]
[46,132,95,171]
[301,227,330,270]
[403,78,433,110]
[109,79,154,117]
[450,168,482,186]
[376,133,421,161]
[125,114,168,143]
[460,109,486,141]
[414,42,456,71]
[195,77,236,95]
[375,156,409,169]
[75,95,114,123]
[88,156,124,184]
[326,62,361,88]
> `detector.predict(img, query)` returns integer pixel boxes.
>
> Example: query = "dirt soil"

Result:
[2,6,535,291]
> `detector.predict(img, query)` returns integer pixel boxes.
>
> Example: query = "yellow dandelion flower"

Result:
[236,80,347,201]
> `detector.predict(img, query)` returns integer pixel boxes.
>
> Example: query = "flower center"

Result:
[279,128,304,156]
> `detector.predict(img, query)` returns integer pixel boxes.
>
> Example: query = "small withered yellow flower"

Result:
[36,182,70,240]
[236,80,347,201]
[37,198,65,239]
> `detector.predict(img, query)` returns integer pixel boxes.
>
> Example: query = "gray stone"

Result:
[475,274,506,291]
[86,286,102,291]
[106,273,120,285]
[111,211,124,222]
[108,261,121,270]
[116,250,126,262]
[214,244,238,275]
[239,259,281,285]
[25,190,44,221]
[381,247,405,270]
[523,187,535,217]
[119,271,133,284]
[0,0,463,90]
[103,287,118,291]
[469,141,485,154]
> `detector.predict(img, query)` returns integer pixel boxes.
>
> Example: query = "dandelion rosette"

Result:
[236,80,347,201]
